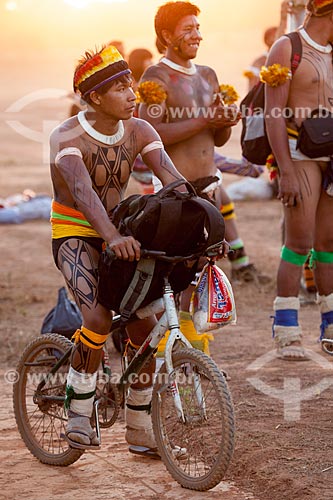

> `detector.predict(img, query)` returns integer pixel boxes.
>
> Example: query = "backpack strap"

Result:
[112,194,142,230]
[156,179,197,197]
[285,31,303,75]
[149,197,183,250]
[150,180,197,250]
[119,258,156,321]
[190,197,225,249]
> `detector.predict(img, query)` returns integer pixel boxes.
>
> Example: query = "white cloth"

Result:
[153,175,163,193]
[67,367,97,417]
[288,138,330,162]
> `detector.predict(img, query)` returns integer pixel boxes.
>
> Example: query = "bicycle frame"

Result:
[34,247,221,428]
[119,277,199,423]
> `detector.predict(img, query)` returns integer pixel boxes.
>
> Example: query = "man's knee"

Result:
[281,245,311,265]
[312,250,333,265]
[126,316,156,346]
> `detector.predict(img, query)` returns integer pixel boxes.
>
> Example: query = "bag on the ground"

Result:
[97,180,225,320]
[190,262,236,334]
[297,109,333,158]
[41,287,82,340]
[240,32,302,165]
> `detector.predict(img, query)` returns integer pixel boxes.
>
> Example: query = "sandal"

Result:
[128,445,161,460]
[274,325,309,361]
[277,342,307,361]
[64,411,100,450]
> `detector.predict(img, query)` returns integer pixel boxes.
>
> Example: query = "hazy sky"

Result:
[2,0,285,95]
[0,0,290,165]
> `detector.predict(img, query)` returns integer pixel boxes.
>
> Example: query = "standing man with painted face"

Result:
[265,0,333,360]
[139,1,268,356]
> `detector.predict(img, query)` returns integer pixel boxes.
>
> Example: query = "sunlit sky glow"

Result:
[63,0,128,8]
[5,1,17,10]
[2,0,286,100]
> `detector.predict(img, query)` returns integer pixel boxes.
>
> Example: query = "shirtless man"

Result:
[139,1,269,354]
[265,0,333,360]
[50,44,186,455]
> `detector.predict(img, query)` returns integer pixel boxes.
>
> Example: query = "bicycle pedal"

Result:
[128,445,161,460]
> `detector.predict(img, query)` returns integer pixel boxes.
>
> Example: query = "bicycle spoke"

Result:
[152,348,234,491]
[13,334,84,465]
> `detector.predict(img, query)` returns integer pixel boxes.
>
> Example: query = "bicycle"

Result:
[13,247,235,492]
[321,337,333,356]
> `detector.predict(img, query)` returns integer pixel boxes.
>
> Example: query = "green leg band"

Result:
[312,250,333,264]
[64,385,95,412]
[280,246,309,266]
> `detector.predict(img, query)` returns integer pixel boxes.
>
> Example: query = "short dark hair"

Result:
[128,48,153,82]
[155,1,200,47]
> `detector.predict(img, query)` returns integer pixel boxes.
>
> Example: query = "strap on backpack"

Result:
[189,197,225,249]
[156,179,197,198]
[150,197,183,250]
[284,32,303,75]
[119,258,156,321]
[150,179,197,251]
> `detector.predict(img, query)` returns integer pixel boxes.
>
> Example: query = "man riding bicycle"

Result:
[49,43,197,455]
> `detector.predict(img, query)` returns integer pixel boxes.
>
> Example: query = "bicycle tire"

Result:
[13,333,84,466]
[151,348,234,491]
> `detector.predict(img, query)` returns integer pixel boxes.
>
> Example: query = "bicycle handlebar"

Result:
[105,242,223,263]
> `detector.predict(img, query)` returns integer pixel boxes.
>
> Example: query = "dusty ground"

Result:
[1,97,333,499]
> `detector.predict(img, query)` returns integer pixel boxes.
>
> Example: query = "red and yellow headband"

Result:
[73,45,131,99]
[307,0,333,16]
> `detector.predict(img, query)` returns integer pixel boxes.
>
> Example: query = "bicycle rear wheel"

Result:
[13,333,84,466]
[152,348,234,491]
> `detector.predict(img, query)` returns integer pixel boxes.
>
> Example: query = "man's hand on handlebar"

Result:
[107,234,141,262]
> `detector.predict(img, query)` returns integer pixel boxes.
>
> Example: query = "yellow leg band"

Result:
[221,202,236,221]
[72,326,108,350]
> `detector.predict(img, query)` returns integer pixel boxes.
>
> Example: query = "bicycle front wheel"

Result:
[13,334,84,466]
[152,348,234,491]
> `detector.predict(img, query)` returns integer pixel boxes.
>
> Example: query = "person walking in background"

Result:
[243,1,303,91]
[128,48,154,91]
[244,26,278,91]
[127,47,156,190]
[265,0,333,360]
[108,40,126,60]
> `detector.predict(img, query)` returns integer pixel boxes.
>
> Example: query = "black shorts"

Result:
[52,236,104,269]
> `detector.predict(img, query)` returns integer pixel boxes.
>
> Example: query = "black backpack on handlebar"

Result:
[97,180,225,321]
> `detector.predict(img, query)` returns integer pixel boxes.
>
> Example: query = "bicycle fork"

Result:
[162,282,207,421]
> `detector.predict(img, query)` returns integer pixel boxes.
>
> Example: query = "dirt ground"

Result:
[1,99,333,499]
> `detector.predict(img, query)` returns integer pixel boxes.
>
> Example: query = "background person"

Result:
[139,1,270,358]
[265,0,333,360]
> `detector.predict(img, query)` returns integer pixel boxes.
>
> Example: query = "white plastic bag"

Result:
[226,177,273,201]
[190,262,236,334]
